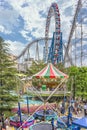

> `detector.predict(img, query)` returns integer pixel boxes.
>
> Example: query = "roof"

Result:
[34,63,68,79]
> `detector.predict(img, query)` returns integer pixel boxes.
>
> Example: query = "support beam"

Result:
[64,0,82,65]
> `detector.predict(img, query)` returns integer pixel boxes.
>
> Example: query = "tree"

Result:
[27,61,46,76]
[67,66,87,100]
[67,66,79,99]
[76,67,87,99]
[0,37,18,113]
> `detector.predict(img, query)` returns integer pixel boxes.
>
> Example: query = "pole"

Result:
[75,25,77,66]
[81,13,83,66]
[71,76,76,100]
[67,106,70,127]
[18,102,23,130]
[26,96,29,114]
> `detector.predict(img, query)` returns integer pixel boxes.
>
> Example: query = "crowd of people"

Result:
[58,98,87,117]
[0,98,87,130]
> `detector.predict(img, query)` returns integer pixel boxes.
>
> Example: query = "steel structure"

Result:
[64,0,82,65]
[15,38,51,60]
[64,0,87,66]
[14,0,87,68]
[15,38,51,72]
[45,3,62,64]
[15,37,67,72]
[48,32,63,64]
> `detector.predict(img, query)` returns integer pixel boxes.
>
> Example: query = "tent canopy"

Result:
[34,63,68,79]
[72,117,87,129]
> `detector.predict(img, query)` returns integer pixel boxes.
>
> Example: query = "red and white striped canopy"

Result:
[34,63,68,79]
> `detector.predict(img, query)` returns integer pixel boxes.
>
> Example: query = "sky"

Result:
[0,0,87,63]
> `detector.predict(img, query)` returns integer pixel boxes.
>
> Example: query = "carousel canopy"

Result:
[34,63,68,79]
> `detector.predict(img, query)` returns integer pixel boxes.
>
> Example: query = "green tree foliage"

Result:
[67,66,87,99]
[55,63,66,72]
[0,37,18,112]
[27,61,46,76]
[76,67,87,99]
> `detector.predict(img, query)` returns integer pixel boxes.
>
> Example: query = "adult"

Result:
[4,117,9,128]
[51,118,54,130]
[1,113,6,129]
[61,100,65,114]
[84,102,87,116]
[0,117,2,130]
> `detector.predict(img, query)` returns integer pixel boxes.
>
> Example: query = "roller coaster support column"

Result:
[67,106,72,127]
[18,102,23,130]
[57,32,63,63]
[43,47,46,63]
[26,96,29,114]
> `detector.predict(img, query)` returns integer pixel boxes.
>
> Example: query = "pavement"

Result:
[6,126,29,130]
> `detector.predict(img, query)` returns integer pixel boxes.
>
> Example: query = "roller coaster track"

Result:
[15,37,51,60]
[15,37,70,65]
[64,0,82,65]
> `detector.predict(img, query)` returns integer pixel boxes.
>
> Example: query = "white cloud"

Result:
[5,39,44,60]
[0,6,19,30]
[0,25,12,34]
[0,0,87,65]
[6,40,25,56]
[5,0,77,40]
[20,30,32,41]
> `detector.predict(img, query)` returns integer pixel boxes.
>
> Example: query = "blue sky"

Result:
[0,0,87,60]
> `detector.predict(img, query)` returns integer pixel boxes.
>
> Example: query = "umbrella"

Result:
[34,63,68,79]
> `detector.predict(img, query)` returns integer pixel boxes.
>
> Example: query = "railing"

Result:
[38,90,71,95]
[28,87,71,95]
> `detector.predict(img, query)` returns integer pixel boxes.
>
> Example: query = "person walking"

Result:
[84,102,87,116]
[1,113,6,130]
[0,117,2,130]
[4,117,9,129]
[51,118,54,130]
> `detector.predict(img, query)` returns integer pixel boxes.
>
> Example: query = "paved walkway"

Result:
[6,126,29,130]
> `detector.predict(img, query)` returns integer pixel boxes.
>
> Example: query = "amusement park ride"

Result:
[44,3,63,64]
[16,2,63,69]
[15,0,87,71]
[11,1,87,130]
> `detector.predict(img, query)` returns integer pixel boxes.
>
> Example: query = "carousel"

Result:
[12,63,69,130]
[29,63,69,129]
[32,63,69,96]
